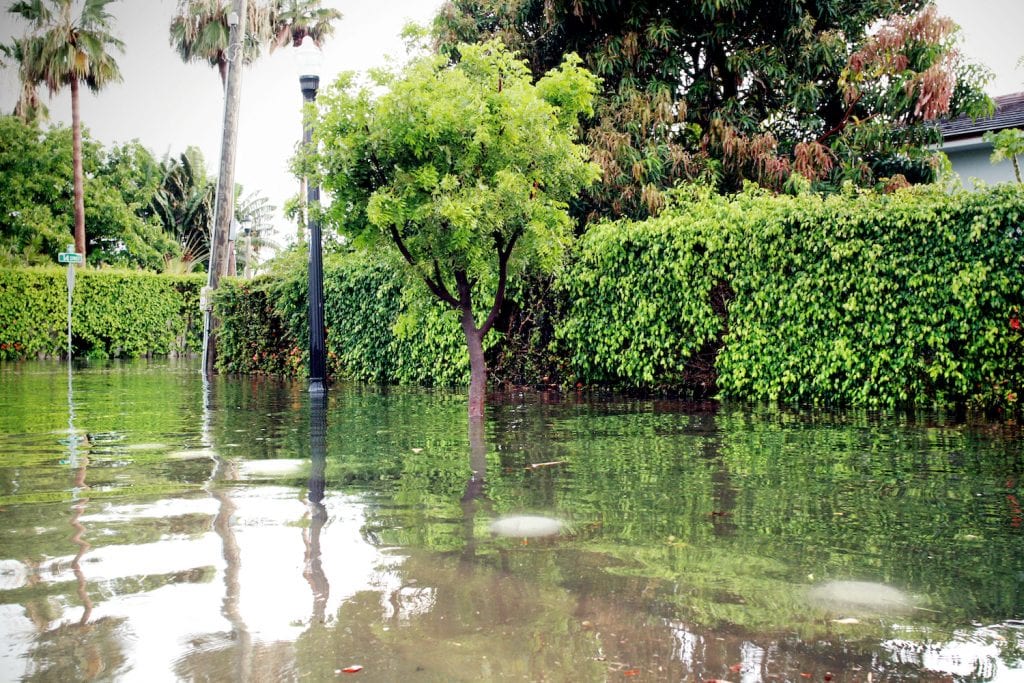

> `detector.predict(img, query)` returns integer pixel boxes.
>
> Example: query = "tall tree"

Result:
[0,116,175,269]
[233,188,276,275]
[314,40,600,417]
[267,0,342,245]
[268,0,341,51]
[0,40,49,126]
[8,0,124,257]
[169,0,272,87]
[434,0,991,218]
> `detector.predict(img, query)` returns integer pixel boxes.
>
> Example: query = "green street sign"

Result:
[58,252,83,264]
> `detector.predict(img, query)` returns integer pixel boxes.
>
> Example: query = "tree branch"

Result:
[480,229,522,337]
[389,225,459,308]
[388,225,417,268]
[428,259,461,309]
[817,92,864,144]
[454,269,473,314]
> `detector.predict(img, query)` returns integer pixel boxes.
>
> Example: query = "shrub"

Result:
[214,250,485,385]
[0,267,203,360]
[559,184,1024,411]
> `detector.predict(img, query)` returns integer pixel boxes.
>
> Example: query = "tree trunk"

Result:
[202,0,247,377]
[70,79,86,257]
[461,308,487,418]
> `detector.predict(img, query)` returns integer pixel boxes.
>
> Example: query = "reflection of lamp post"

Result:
[305,395,329,622]
[297,36,327,395]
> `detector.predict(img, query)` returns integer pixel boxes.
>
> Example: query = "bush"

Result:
[214,250,485,385]
[0,267,203,360]
[559,184,1024,411]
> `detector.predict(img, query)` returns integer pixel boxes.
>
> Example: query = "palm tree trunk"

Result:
[70,78,86,256]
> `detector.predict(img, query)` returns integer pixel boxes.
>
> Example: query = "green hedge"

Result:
[0,267,203,360]
[559,184,1024,410]
[214,250,491,385]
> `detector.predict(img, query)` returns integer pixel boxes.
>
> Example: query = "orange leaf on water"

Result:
[624,669,641,676]
[800,674,813,679]
[341,665,363,674]
[730,663,743,673]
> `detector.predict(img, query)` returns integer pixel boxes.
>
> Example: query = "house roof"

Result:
[939,91,1024,141]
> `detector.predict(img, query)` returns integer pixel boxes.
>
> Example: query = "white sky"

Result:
[0,0,1021,249]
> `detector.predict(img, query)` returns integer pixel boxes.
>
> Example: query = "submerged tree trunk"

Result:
[461,309,487,419]
[390,227,518,419]
[70,79,86,256]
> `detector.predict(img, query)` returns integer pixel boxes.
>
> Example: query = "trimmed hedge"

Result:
[214,250,492,385]
[0,267,203,360]
[3,185,1017,412]
[559,184,1024,410]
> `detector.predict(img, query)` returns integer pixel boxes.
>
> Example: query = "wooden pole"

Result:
[202,0,247,378]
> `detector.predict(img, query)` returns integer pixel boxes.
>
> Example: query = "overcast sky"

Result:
[1,0,1021,249]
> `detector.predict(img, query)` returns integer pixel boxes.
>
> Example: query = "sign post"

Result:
[58,245,82,362]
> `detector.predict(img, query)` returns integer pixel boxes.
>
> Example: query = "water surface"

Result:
[1,360,1022,681]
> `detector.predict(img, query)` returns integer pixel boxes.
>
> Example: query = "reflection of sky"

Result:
[666,618,1024,681]
[3,483,1023,680]
[0,486,404,680]
[883,634,1010,680]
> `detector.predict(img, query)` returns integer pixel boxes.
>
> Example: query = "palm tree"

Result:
[0,39,49,126]
[153,147,216,272]
[169,0,273,88]
[267,0,341,244]
[233,188,277,275]
[268,0,341,52]
[8,0,124,257]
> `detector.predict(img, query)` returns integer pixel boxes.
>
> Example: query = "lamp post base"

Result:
[309,378,327,395]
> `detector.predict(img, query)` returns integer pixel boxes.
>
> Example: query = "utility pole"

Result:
[202,0,247,378]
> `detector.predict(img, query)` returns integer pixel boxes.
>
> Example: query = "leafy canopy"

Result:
[0,115,175,270]
[434,0,992,217]
[314,39,601,297]
[8,0,123,96]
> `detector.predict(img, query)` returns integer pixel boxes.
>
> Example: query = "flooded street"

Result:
[1,360,1023,681]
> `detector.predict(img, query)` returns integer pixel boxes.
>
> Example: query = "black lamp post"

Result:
[297,37,327,395]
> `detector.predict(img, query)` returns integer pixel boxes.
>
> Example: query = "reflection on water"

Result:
[0,360,1023,681]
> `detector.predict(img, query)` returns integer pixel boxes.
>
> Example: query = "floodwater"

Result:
[1,360,1023,682]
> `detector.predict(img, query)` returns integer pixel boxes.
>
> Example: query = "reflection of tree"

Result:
[459,417,490,565]
[200,377,252,680]
[304,394,329,624]
[23,616,128,682]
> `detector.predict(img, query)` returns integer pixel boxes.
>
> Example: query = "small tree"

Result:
[984,129,1024,183]
[315,40,600,417]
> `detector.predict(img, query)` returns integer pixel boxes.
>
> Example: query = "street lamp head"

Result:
[296,36,323,100]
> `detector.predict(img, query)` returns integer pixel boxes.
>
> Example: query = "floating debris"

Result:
[166,448,218,460]
[526,461,566,470]
[239,459,307,478]
[489,514,565,538]
[808,581,913,614]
